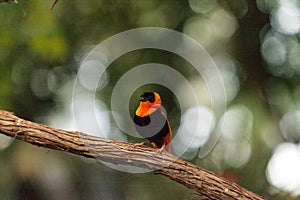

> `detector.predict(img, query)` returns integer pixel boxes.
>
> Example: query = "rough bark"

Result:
[0,110,264,200]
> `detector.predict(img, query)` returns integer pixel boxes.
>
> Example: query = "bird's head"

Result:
[135,92,162,117]
[139,92,161,107]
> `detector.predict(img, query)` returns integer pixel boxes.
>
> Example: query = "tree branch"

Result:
[0,110,263,200]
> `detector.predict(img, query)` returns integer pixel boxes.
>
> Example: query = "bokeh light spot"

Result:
[224,140,251,168]
[183,15,214,48]
[0,135,12,151]
[271,3,300,35]
[173,106,215,160]
[279,110,300,142]
[30,68,52,99]
[220,105,253,142]
[78,60,108,91]
[261,34,287,66]
[288,41,300,73]
[211,9,238,39]
[188,0,217,14]
[267,143,300,195]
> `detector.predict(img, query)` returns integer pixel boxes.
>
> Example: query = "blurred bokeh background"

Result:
[1,0,300,199]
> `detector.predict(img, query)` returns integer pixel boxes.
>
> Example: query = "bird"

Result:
[133,92,172,153]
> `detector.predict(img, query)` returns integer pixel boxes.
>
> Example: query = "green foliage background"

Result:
[0,0,299,199]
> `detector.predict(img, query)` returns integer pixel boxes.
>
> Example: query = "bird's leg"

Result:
[156,143,166,153]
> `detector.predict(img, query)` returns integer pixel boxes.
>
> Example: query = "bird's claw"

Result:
[156,147,165,154]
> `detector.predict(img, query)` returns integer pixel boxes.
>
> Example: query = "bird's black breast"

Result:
[134,108,170,148]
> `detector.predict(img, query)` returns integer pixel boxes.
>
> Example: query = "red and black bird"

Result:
[134,92,172,153]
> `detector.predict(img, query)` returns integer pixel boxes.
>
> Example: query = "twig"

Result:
[0,110,264,200]
[51,0,59,10]
[0,0,18,3]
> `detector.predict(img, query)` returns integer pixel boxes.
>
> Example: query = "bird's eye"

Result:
[148,95,154,103]
[140,92,155,103]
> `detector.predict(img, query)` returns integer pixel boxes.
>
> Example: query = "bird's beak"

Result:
[139,95,147,102]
